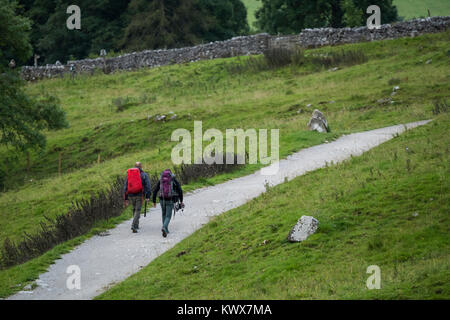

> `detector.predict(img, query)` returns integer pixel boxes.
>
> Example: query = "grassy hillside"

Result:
[0,31,448,297]
[395,0,450,19]
[242,0,450,29]
[98,115,449,300]
[242,0,261,29]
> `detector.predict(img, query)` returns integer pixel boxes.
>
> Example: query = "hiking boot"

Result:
[162,229,167,238]
[132,229,138,233]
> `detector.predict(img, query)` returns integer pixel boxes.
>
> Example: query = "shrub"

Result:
[148,153,244,187]
[0,154,246,268]
[266,47,306,68]
[308,49,368,69]
[224,55,267,74]
[388,78,401,86]
[432,99,449,115]
[264,47,295,68]
[174,153,244,185]
[226,47,366,74]
[0,177,125,268]
[112,96,134,112]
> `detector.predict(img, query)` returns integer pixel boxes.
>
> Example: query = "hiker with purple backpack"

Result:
[152,169,184,238]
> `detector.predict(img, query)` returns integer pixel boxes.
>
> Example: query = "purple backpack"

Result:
[160,169,177,199]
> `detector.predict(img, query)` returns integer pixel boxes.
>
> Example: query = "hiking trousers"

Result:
[160,199,174,234]
[129,195,143,230]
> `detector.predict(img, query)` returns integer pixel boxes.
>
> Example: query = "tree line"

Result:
[17,0,250,65]
[15,0,398,65]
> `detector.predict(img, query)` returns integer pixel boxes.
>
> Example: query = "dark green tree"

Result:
[255,0,398,34]
[0,0,68,152]
[18,0,131,64]
[198,0,249,42]
[341,0,398,27]
[119,0,207,51]
[255,0,331,34]
[119,0,249,51]
[17,0,248,62]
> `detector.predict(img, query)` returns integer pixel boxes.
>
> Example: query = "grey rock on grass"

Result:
[307,109,329,133]
[288,216,319,242]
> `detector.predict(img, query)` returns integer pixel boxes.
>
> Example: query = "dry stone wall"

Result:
[21,16,450,81]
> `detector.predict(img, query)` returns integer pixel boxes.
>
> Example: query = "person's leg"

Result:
[160,199,166,227]
[159,200,166,224]
[131,196,142,231]
[159,199,165,236]
[130,197,137,230]
[162,200,174,234]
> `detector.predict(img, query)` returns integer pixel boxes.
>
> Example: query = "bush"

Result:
[0,152,247,268]
[432,100,448,115]
[0,177,125,268]
[174,153,244,185]
[226,46,367,74]
[148,153,244,187]
[388,78,402,86]
[308,49,368,69]
[112,96,132,112]
[264,47,306,68]
[264,47,294,68]
[112,94,154,112]
[224,55,267,74]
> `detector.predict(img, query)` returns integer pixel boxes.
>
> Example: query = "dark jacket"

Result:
[152,176,183,203]
[123,168,151,200]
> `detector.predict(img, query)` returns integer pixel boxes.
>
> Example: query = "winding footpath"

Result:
[8,120,430,300]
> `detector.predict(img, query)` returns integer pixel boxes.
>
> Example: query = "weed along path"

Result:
[8,120,431,300]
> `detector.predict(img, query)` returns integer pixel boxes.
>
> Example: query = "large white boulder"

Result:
[288,216,319,242]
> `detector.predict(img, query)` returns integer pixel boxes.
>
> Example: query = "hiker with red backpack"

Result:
[123,162,151,233]
[152,169,183,238]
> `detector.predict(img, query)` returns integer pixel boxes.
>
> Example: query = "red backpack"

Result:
[127,168,143,194]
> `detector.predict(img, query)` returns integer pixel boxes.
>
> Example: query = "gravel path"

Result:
[8,120,430,300]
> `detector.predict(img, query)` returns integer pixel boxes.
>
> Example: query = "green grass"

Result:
[97,115,449,300]
[0,31,449,298]
[394,0,450,19]
[242,0,261,30]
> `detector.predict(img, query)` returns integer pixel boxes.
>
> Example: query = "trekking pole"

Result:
[173,204,176,220]
[144,200,147,217]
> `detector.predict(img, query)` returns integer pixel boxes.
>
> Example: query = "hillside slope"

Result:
[98,115,449,299]
[1,32,448,244]
[0,31,448,297]
[394,0,450,19]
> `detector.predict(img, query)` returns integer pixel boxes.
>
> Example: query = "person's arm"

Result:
[123,176,129,200]
[152,180,160,204]
[143,173,151,200]
[174,178,183,203]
